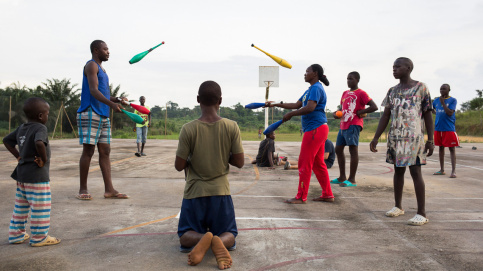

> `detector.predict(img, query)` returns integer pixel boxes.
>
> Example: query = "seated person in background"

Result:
[251,132,287,167]
[283,139,335,169]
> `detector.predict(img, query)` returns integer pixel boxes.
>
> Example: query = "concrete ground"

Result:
[0,139,482,271]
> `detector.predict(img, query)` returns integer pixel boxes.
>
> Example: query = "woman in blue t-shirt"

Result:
[267,64,334,203]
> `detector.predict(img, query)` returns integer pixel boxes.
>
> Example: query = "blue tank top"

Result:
[77,60,110,117]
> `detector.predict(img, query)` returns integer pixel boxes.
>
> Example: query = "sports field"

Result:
[1,139,482,270]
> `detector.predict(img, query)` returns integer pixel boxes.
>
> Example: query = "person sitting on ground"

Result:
[250,131,287,167]
[174,80,244,270]
[283,139,335,170]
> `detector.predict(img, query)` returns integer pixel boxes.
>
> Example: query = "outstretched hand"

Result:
[34,156,44,167]
[264,101,274,108]
[369,138,378,153]
[424,141,434,157]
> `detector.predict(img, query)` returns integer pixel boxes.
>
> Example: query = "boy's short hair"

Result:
[349,71,360,81]
[90,40,105,53]
[23,97,48,120]
[396,57,414,71]
[198,81,222,106]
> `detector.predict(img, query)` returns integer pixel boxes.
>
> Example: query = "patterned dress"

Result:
[381,82,432,167]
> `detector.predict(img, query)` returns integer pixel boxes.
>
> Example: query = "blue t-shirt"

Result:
[324,139,335,168]
[77,60,111,118]
[298,82,327,132]
[433,97,457,132]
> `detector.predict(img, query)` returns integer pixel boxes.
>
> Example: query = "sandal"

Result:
[433,171,445,175]
[30,235,61,247]
[11,233,30,244]
[339,180,357,187]
[407,214,429,226]
[76,194,92,200]
[450,173,457,178]
[385,207,405,217]
[330,178,343,184]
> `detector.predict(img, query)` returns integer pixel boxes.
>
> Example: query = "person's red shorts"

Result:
[434,131,460,147]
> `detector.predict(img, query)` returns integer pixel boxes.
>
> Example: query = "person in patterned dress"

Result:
[370,57,434,226]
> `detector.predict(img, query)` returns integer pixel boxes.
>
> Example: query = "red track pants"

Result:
[295,124,333,201]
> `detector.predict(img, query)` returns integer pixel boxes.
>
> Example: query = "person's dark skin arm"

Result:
[267,151,274,167]
[85,62,125,113]
[423,110,434,156]
[148,113,152,128]
[370,107,391,152]
[175,156,187,171]
[266,100,302,110]
[34,140,47,167]
[357,100,378,117]
[439,97,455,116]
[282,100,317,122]
[229,153,244,168]
[3,142,20,161]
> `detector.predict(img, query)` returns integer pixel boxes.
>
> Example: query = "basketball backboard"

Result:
[259,66,279,87]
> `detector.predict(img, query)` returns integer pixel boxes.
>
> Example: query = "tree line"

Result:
[1,79,482,137]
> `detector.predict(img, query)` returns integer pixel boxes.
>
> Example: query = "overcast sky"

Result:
[1,0,482,111]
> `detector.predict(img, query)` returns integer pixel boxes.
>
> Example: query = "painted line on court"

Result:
[99,214,178,236]
[249,250,483,271]
[89,156,138,173]
[100,226,483,239]
[427,158,483,171]
[236,217,344,222]
[233,195,483,200]
[250,251,379,271]
[372,165,394,175]
[233,195,286,198]
[98,155,260,237]
[245,154,260,181]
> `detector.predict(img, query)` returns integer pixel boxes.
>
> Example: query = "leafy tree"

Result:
[41,78,80,108]
[461,89,483,111]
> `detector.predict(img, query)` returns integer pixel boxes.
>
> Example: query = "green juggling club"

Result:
[129,41,165,64]
[121,109,144,124]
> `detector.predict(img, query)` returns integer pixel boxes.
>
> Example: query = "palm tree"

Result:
[41,78,80,109]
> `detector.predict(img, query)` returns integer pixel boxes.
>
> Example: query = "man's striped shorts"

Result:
[77,107,111,145]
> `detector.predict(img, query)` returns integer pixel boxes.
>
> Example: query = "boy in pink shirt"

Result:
[332,72,378,187]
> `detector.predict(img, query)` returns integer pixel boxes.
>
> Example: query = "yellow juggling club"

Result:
[251,44,292,69]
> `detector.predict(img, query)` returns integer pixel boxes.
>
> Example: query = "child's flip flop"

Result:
[433,171,445,175]
[339,180,357,187]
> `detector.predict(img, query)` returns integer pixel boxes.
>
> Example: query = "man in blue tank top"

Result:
[75,40,129,200]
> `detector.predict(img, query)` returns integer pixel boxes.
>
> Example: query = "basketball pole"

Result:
[264,81,273,130]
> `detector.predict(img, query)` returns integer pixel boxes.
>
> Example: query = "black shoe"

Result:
[135,152,141,157]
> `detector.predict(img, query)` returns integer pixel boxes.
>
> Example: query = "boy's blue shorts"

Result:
[336,125,362,146]
[177,195,238,238]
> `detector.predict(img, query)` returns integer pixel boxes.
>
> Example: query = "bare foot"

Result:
[211,236,232,270]
[284,198,305,204]
[187,232,213,266]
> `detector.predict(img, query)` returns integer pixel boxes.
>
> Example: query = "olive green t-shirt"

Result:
[176,118,244,199]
